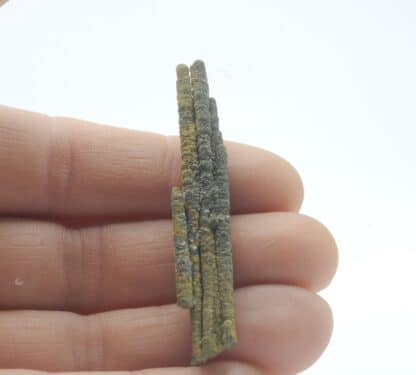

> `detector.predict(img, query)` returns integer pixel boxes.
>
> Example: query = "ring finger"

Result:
[0,285,333,374]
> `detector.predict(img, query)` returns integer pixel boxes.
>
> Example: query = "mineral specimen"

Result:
[171,60,237,365]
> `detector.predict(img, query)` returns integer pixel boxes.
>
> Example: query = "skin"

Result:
[0,105,338,375]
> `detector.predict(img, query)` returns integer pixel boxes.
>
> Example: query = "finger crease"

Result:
[79,227,103,312]
[164,135,180,190]
[84,314,105,370]
[47,116,74,214]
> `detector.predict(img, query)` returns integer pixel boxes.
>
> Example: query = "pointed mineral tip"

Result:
[176,64,189,77]
[191,59,205,68]
[191,60,208,81]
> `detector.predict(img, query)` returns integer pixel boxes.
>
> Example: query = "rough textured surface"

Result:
[175,63,203,362]
[209,97,237,350]
[172,60,237,365]
[171,187,193,308]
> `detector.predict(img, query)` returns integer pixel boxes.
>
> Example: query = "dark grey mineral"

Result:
[171,60,237,365]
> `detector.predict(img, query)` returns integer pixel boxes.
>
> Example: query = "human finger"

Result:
[0,285,332,374]
[0,213,337,312]
[0,105,303,219]
[0,361,266,375]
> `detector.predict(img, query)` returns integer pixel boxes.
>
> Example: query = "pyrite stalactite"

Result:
[172,60,237,365]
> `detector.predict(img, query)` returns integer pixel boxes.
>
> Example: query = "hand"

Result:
[0,105,337,375]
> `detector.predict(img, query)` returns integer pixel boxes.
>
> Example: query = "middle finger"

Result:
[0,213,337,313]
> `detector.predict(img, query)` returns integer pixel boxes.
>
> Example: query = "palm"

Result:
[0,105,337,375]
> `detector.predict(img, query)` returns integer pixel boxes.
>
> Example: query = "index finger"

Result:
[0,105,303,219]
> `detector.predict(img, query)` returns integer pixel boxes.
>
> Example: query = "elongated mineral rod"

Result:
[208,98,223,351]
[209,97,237,349]
[173,60,237,365]
[171,187,193,307]
[190,60,218,363]
[176,65,203,361]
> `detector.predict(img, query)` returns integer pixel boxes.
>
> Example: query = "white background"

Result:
[1,1,415,373]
